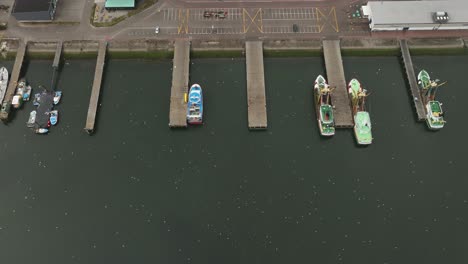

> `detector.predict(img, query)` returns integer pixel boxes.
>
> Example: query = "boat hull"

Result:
[49,110,58,126]
[0,67,9,105]
[314,75,335,136]
[353,111,373,145]
[187,84,203,125]
[425,101,445,130]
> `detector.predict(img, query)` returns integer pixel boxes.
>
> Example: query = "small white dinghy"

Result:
[27,110,36,128]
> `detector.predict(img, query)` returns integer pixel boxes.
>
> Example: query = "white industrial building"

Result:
[362,0,468,31]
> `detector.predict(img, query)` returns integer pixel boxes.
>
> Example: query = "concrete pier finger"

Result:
[0,41,27,121]
[322,40,353,128]
[169,40,190,128]
[52,41,63,69]
[400,40,425,121]
[245,41,267,130]
[84,41,107,134]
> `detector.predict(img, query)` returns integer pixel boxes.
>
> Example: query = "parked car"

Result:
[215,10,227,19]
[204,11,213,18]
[155,26,160,34]
[293,24,299,33]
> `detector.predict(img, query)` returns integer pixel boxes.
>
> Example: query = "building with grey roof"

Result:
[11,0,58,21]
[362,0,468,31]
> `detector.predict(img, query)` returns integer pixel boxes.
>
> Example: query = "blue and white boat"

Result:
[49,110,58,126]
[187,84,203,125]
[53,91,62,105]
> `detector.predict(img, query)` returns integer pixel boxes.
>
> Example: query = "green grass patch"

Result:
[107,50,173,59]
[341,48,400,56]
[191,50,243,58]
[0,52,17,60]
[93,15,127,28]
[409,47,467,56]
[263,49,321,57]
[63,52,99,59]
[90,0,157,27]
[27,52,55,60]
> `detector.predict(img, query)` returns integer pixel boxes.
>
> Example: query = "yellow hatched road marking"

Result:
[316,6,339,33]
[178,9,189,34]
[242,8,263,33]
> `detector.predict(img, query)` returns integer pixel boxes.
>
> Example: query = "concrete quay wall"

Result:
[1,38,468,59]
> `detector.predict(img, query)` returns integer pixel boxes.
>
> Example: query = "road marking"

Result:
[178,9,189,34]
[243,8,263,33]
[316,6,339,33]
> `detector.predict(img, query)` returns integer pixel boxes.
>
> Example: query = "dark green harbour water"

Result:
[0,55,467,263]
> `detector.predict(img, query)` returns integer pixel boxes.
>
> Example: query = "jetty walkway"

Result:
[169,40,190,128]
[245,41,267,130]
[399,40,425,121]
[53,41,63,69]
[0,41,27,121]
[84,41,107,134]
[322,40,353,128]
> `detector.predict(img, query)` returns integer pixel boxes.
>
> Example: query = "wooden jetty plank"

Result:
[245,41,267,130]
[52,41,63,68]
[169,40,190,128]
[0,41,27,121]
[322,40,353,128]
[84,41,107,134]
[399,40,426,121]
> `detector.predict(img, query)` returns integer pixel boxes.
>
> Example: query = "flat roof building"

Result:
[105,0,135,9]
[11,0,58,21]
[363,0,468,31]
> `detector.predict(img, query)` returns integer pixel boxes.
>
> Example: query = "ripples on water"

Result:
[0,57,467,263]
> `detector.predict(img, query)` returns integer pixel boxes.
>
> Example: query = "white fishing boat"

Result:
[12,95,23,109]
[53,91,62,105]
[49,110,58,126]
[0,67,8,105]
[16,78,32,101]
[27,110,36,128]
[35,128,49,134]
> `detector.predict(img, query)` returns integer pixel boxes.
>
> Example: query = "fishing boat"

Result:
[314,75,335,136]
[348,78,372,145]
[35,128,49,134]
[49,110,58,126]
[0,67,8,105]
[12,95,23,109]
[15,78,32,101]
[417,70,446,130]
[186,84,203,125]
[33,93,40,106]
[53,91,62,105]
[27,110,36,128]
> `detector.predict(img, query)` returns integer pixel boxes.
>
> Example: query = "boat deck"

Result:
[246,41,267,130]
[0,41,27,121]
[169,40,190,128]
[322,40,353,128]
[84,41,107,134]
[400,40,426,122]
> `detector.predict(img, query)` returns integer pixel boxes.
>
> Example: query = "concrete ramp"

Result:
[245,41,267,130]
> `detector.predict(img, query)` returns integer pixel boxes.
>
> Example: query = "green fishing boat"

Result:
[314,75,335,136]
[348,78,372,145]
[417,70,446,130]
